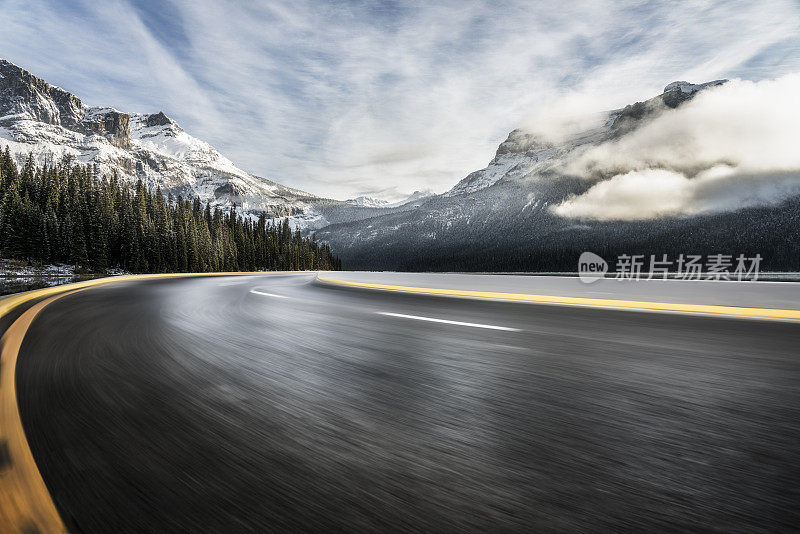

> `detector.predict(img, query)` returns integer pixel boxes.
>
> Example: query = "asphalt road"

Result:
[14,273,800,532]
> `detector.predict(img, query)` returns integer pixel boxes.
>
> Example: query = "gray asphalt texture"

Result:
[14,273,800,532]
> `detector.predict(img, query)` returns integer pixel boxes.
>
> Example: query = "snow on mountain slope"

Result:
[345,196,390,208]
[0,59,325,228]
[346,189,436,208]
[446,129,590,196]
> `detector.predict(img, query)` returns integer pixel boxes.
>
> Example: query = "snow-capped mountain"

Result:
[446,79,727,197]
[0,58,326,227]
[345,189,435,209]
[345,196,390,208]
[316,78,800,271]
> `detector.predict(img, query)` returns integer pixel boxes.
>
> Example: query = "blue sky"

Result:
[1,0,799,200]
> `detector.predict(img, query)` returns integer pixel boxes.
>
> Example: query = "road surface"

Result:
[11,273,800,532]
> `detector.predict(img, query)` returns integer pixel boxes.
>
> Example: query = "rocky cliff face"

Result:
[0,60,83,127]
[77,108,131,148]
[0,60,131,148]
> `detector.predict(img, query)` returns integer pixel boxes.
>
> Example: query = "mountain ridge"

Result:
[445,79,728,198]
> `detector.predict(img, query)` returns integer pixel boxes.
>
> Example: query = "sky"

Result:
[1,0,799,201]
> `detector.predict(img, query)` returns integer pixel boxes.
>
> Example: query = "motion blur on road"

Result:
[13,273,800,531]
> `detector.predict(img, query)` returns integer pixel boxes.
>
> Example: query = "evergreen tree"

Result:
[0,148,341,273]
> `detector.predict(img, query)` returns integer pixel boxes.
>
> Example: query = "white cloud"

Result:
[1,0,799,200]
[552,74,800,219]
[553,167,800,220]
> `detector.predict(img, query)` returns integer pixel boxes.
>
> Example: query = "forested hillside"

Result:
[319,177,800,273]
[0,147,340,273]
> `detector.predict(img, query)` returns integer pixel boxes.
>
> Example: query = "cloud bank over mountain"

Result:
[552,74,800,220]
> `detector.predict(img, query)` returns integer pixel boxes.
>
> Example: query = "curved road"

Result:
[13,273,800,532]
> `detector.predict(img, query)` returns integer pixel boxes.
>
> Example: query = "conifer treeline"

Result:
[0,148,341,272]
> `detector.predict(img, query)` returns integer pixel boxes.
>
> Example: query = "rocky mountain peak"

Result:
[495,129,552,158]
[610,78,727,131]
[145,111,172,127]
[0,58,131,148]
[664,80,690,92]
[660,79,727,108]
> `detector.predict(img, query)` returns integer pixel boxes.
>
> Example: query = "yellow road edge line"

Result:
[0,270,300,534]
[316,276,800,321]
[1,291,82,534]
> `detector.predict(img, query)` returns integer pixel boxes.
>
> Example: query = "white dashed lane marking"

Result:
[376,312,520,331]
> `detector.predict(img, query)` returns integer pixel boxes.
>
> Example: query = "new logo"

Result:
[578,252,608,284]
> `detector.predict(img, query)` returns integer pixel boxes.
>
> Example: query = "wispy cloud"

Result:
[1,0,799,200]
